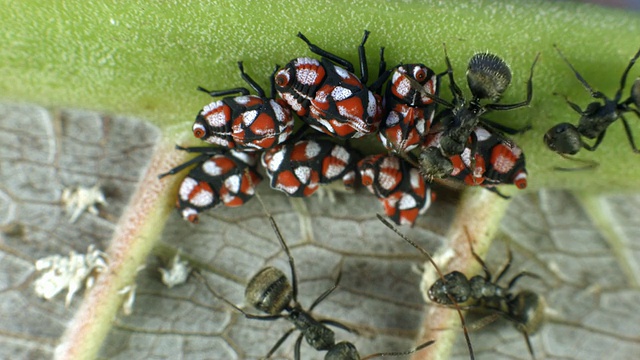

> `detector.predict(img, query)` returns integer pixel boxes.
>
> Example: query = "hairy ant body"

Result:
[418,46,539,179]
[427,235,545,359]
[199,198,434,359]
[544,45,640,169]
[377,214,476,360]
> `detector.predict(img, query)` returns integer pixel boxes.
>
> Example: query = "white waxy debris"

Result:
[34,245,108,307]
[61,184,108,223]
[158,251,191,289]
[118,265,145,316]
[118,284,137,316]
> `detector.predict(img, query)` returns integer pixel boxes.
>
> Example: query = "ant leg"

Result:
[620,114,640,153]
[269,64,280,99]
[443,43,464,101]
[308,269,342,311]
[368,48,392,94]
[522,331,537,360]
[197,86,250,98]
[296,32,356,73]
[268,207,299,302]
[553,153,600,171]
[264,328,298,359]
[486,53,540,111]
[293,333,304,360]
[506,271,541,290]
[463,227,492,281]
[485,187,512,199]
[481,118,532,135]
[494,246,513,283]
[378,47,387,78]
[553,45,607,100]
[582,131,606,152]
[613,47,640,102]
[157,153,211,179]
[237,61,266,98]
[357,30,371,83]
[553,92,586,115]
[174,144,226,153]
[379,214,475,360]
[320,319,355,334]
[252,190,300,303]
[360,339,436,360]
[193,271,283,321]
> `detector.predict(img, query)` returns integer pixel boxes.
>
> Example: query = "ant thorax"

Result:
[576,100,620,139]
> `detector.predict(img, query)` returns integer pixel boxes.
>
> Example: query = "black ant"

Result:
[427,231,545,359]
[417,45,539,179]
[544,45,640,170]
[197,196,435,359]
[377,214,475,360]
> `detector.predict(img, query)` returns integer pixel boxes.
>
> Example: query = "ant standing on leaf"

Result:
[426,232,546,359]
[196,194,434,360]
[417,45,539,180]
[377,214,476,360]
[544,45,640,170]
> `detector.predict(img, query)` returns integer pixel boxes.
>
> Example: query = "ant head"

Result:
[466,53,512,102]
[510,290,546,335]
[419,146,454,179]
[244,266,293,315]
[325,341,359,360]
[631,77,640,108]
[543,122,582,155]
[427,271,471,304]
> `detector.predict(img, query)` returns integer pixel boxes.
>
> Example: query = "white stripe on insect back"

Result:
[366,91,377,118]
[304,140,322,158]
[294,166,312,183]
[230,150,256,166]
[202,101,228,127]
[203,159,225,176]
[281,92,303,112]
[241,110,258,126]
[330,145,350,164]
[295,62,322,85]
[394,74,412,98]
[224,174,241,193]
[234,95,253,105]
[190,186,214,207]
[331,87,353,101]
[409,168,422,190]
[266,150,285,172]
[179,178,198,201]
[385,111,400,127]
[398,193,417,210]
[474,126,492,141]
[334,65,350,79]
[270,100,288,122]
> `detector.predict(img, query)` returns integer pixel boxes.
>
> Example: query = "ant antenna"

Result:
[360,339,436,360]
[377,214,475,360]
[553,153,599,171]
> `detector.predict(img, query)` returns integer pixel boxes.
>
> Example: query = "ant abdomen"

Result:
[245,266,293,315]
[467,53,512,102]
[509,290,546,336]
[325,341,360,360]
